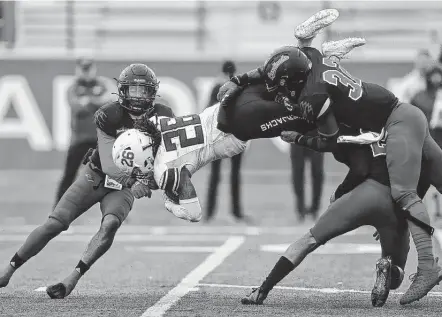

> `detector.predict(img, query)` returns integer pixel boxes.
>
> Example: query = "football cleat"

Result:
[371,256,392,307]
[322,37,366,60]
[241,287,269,305]
[390,265,405,290]
[46,282,67,299]
[400,259,442,305]
[294,9,340,40]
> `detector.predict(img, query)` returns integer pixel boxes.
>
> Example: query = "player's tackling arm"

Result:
[96,128,134,186]
[281,105,339,152]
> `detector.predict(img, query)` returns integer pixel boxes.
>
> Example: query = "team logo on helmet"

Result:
[267,55,289,81]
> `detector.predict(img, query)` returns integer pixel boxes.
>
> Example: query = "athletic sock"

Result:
[408,221,435,269]
[261,256,295,292]
[10,253,25,269]
[75,260,90,276]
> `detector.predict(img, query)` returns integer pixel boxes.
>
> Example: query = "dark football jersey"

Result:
[294,47,398,132]
[88,101,174,170]
[220,84,316,141]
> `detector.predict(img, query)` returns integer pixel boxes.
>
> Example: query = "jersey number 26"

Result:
[160,115,205,152]
[322,58,363,101]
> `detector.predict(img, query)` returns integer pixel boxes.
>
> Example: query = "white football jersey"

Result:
[151,103,248,193]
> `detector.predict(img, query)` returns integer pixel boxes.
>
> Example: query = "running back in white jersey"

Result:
[152,103,248,193]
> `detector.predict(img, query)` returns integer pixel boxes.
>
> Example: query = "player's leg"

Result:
[371,211,410,307]
[377,214,409,290]
[230,152,243,220]
[205,159,221,221]
[0,165,106,288]
[422,134,442,194]
[290,144,306,221]
[241,179,393,305]
[294,9,339,46]
[46,188,134,299]
[55,141,96,206]
[309,150,324,218]
[384,103,441,304]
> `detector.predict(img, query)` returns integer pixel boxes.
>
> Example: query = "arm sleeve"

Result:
[294,112,339,152]
[231,67,265,86]
[97,128,133,185]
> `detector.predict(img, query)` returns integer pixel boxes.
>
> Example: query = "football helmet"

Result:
[116,64,159,116]
[262,46,312,99]
[112,129,155,178]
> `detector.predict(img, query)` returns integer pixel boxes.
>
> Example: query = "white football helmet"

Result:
[112,129,155,177]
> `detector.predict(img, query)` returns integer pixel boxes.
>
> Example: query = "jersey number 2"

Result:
[160,115,205,152]
[322,58,363,101]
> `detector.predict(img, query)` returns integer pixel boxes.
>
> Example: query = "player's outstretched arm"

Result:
[217,68,265,104]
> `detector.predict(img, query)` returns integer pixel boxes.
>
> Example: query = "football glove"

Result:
[217,81,243,106]
[131,180,152,199]
[280,131,302,144]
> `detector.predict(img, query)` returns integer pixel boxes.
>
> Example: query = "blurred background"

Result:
[1,0,442,226]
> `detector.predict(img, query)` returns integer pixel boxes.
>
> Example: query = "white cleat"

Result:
[294,9,340,40]
[322,37,366,60]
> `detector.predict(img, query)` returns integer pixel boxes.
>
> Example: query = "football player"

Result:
[0,64,173,299]
[241,126,433,307]
[110,36,365,225]
[218,9,442,304]
[112,102,250,223]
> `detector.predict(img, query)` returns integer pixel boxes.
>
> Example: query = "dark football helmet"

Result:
[116,64,159,116]
[262,45,312,99]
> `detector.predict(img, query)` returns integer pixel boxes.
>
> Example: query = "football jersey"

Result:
[89,101,174,170]
[152,104,248,193]
[293,47,398,132]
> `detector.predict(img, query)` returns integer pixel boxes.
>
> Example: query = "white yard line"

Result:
[197,283,442,297]
[261,243,381,254]
[140,236,245,317]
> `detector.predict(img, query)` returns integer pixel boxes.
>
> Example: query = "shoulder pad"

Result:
[94,101,124,137]
[154,103,175,118]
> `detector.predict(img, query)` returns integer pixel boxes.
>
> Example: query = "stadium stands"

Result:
[12,1,442,61]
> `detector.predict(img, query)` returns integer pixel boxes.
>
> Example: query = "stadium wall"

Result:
[0,59,413,170]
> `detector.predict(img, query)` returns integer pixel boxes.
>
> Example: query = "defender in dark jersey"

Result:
[241,126,433,307]
[219,44,442,304]
[0,64,173,298]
